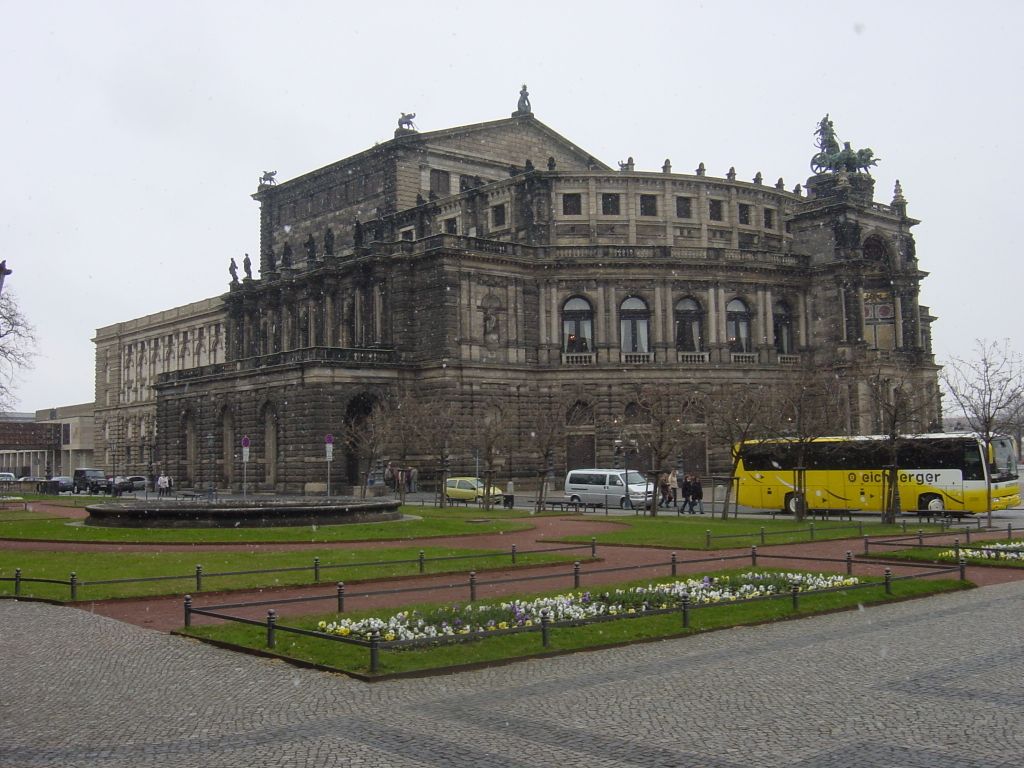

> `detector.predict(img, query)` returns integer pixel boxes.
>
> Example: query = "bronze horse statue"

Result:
[398,112,417,130]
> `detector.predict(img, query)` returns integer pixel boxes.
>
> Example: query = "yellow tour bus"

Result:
[734,433,1020,516]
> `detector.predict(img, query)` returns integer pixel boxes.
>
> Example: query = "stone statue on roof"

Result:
[513,84,532,117]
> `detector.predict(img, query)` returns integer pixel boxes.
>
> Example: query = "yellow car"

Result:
[445,476,504,502]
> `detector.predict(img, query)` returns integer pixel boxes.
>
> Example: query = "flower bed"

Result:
[316,571,859,643]
[938,541,1024,563]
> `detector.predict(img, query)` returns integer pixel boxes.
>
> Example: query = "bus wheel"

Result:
[784,493,799,514]
[920,494,945,512]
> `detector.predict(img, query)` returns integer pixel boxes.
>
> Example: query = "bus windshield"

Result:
[991,437,1019,482]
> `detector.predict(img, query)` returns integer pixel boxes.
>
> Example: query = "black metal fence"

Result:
[864,522,1024,556]
[0,541,598,601]
[184,548,964,674]
[705,515,987,549]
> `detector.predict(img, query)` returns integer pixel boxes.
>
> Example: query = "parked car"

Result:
[73,468,110,494]
[0,472,15,483]
[17,476,44,482]
[444,476,504,502]
[126,475,148,491]
[564,468,652,509]
[52,476,73,493]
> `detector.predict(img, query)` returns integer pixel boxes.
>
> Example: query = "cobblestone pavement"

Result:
[3,580,1024,767]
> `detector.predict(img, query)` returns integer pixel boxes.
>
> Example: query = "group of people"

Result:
[155,473,173,497]
[383,463,418,494]
[658,469,704,513]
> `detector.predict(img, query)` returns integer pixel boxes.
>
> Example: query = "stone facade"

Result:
[95,106,940,492]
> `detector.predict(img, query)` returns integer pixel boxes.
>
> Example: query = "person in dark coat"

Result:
[680,475,695,514]
[690,476,705,514]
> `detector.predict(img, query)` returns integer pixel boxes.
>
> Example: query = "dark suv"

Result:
[73,468,110,494]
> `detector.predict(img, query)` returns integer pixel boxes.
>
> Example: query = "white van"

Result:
[564,468,652,509]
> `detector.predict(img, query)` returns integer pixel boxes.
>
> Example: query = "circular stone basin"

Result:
[84,497,402,528]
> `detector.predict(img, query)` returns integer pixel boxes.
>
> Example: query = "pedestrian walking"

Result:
[668,469,679,508]
[691,475,704,514]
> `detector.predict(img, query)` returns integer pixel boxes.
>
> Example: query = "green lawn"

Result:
[553,514,933,549]
[0,546,583,600]
[0,505,534,544]
[183,570,967,677]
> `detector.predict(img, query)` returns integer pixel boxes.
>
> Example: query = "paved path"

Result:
[3,579,1023,767]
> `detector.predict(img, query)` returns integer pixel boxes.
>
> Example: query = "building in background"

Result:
[93,92,940,492]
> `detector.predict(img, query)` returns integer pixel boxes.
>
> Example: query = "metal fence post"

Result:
[69,572,77,601]
[863,535,870,555]
[313,557,320,583]
[846,551,853,576]
[337,582,345,613]
[370,630,380,673]
[917,529,923,547]
[195,564,203,592]
[591,537,597,557]
[966,527,972,545]
[809,522,815,541]
[418,550,425,574]
[469,571,477,603]
[511,544,517,565]
[959,556,967,581]
[751,546,758,567]
[954,539,960,560]
[790,582,799,611]
[541,609,550,648]
[681,592,690,628]
[884,568,892,595]
[266,609,277,648]
[901,520,907,534]
[573,561,581,589]
[184,595,192,628]
[671,552,677,577]
[1008,523,1013,542]
[14,567,20,597]
[705,529,711,548]
[858,521,863,537]
[760,526,766,545]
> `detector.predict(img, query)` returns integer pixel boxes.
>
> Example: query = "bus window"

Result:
[962,444,984,481]
[991,438,1019,481]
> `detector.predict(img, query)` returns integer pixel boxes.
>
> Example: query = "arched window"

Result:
[619,297,649,353]
[562,297,593,353]
[773,300,794,354]
[726,298,752,353]
[674,298,704,352]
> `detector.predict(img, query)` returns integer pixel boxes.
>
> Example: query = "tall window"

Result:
[562,297,594,353]
[709,199,724,221]
[619,297,650,353]
[602,193,621,215]
[491,204,506,228]
[773,300,794,354]
[640,194,658,216]
[675,196,692,218]
[763,208,775,229]
[726,298,752,353]
[738,203,751,225]
[674,298,704,352]
[429,169,450,196]
[562,193,582,216]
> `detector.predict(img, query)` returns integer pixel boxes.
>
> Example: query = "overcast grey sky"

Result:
[4,0,1021,412]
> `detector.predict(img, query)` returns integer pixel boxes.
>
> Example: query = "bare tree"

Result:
[942,339,1024,524]
[619,383,695,516]
[410,393,460,507]
[763,356,848,521]
[0,290,36,411]
[859,362,943,524]
[340,397,391,498]
[521,390,569,512]
[466,395,514,510]
[700,384,772,519]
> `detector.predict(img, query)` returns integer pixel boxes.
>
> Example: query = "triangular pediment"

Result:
[396,115,611,172]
